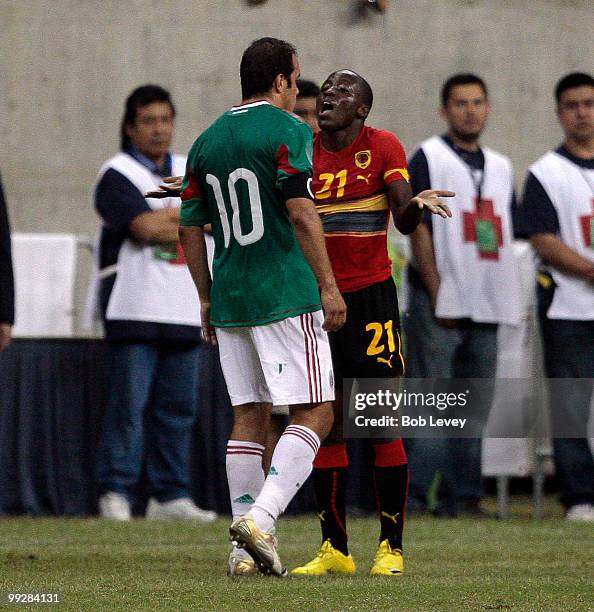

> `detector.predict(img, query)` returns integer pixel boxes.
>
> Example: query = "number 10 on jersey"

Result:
[206,168,264,247]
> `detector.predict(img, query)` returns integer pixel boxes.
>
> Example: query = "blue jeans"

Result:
[404,280,497,509]
[96,341,202,502]
[538,283,594,509]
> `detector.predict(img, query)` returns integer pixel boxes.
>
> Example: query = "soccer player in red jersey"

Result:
[291,70,453,576]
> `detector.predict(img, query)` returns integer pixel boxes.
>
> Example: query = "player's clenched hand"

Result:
[144,176,183,199]
[200,302,217,345]
[411,190,455,218]
[321,287,347,332]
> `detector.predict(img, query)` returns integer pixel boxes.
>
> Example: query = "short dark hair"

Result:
[555,72,594,103]
[120,85,175,151]
[240,37,297,100]
[441,73,488,107]
[297,79,320,99]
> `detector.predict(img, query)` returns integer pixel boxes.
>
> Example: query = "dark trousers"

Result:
[96,341,202,502]
[538,284,594,509]
[404,281,497,508]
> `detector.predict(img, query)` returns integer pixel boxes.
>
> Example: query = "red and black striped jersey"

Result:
[313,125,409,293]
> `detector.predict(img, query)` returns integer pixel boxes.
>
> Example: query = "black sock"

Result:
[313,467,349,556]
[373,464,408,551]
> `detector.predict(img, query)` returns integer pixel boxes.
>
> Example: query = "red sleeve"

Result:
[275,143,299,176]
[376,131,410,185]
[180,164,202,202]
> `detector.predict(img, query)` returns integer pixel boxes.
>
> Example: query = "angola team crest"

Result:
[355,150,371,169]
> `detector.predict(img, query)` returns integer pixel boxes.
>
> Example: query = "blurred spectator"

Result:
[0,174,14,351]
[87,85,216,522]
[294,79,320,132]
[405,74,522,516]
[356,0,389,15]
[518,72,594,522]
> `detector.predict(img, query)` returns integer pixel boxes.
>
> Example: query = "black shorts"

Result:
[329,277,405,381]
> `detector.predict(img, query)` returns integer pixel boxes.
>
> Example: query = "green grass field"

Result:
[1,499,592,611]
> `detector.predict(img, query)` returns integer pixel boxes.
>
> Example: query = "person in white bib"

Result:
[405,74,521,517]
[88,85,216,523]
[518,72,594,523]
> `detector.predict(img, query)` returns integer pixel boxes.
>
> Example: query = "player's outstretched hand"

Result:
[321,286,347,332]
[411,190,455,218]
[145,176,183,198]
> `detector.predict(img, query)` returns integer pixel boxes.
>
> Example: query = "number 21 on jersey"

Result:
[316,169,347,199]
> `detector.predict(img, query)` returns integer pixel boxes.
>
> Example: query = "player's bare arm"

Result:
[388,180,454,235]
[129,207,181,243]
[286,196,347,331]
[178,225,217,344]
[531,233,594,284]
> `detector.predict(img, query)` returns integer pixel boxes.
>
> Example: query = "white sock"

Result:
[226,440,265,520]
[251,425,320,533]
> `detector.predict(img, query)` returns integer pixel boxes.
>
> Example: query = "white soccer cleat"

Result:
[146,497,217,522]
[565,503,594,522]
[98,492,131,521]
[228,547,258,577]
[229,515,286,577]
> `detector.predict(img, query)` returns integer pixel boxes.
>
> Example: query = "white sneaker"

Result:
[99,492,131,521]
[565,503,594,522]
[145,497,217,522]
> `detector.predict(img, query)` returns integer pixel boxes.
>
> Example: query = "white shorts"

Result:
[216,310,335,407]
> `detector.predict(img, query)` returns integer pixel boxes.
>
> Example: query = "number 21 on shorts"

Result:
[365,320,397,356]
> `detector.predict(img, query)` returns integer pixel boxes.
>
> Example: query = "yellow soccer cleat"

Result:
[370,539,404,576]
[291,540,356,576]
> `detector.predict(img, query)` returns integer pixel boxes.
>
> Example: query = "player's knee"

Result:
[290,401,334,441]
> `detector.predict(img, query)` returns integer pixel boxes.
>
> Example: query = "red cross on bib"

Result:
[579,198,594,249]
[153,241,187,264]
[463,198,503,260]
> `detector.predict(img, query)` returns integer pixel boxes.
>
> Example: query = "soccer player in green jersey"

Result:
[177,38,346,577]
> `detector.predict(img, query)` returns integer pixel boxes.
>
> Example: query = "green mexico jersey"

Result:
[180,101,321,327]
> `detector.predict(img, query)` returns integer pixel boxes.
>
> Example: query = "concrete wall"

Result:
[1,0,592,330]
